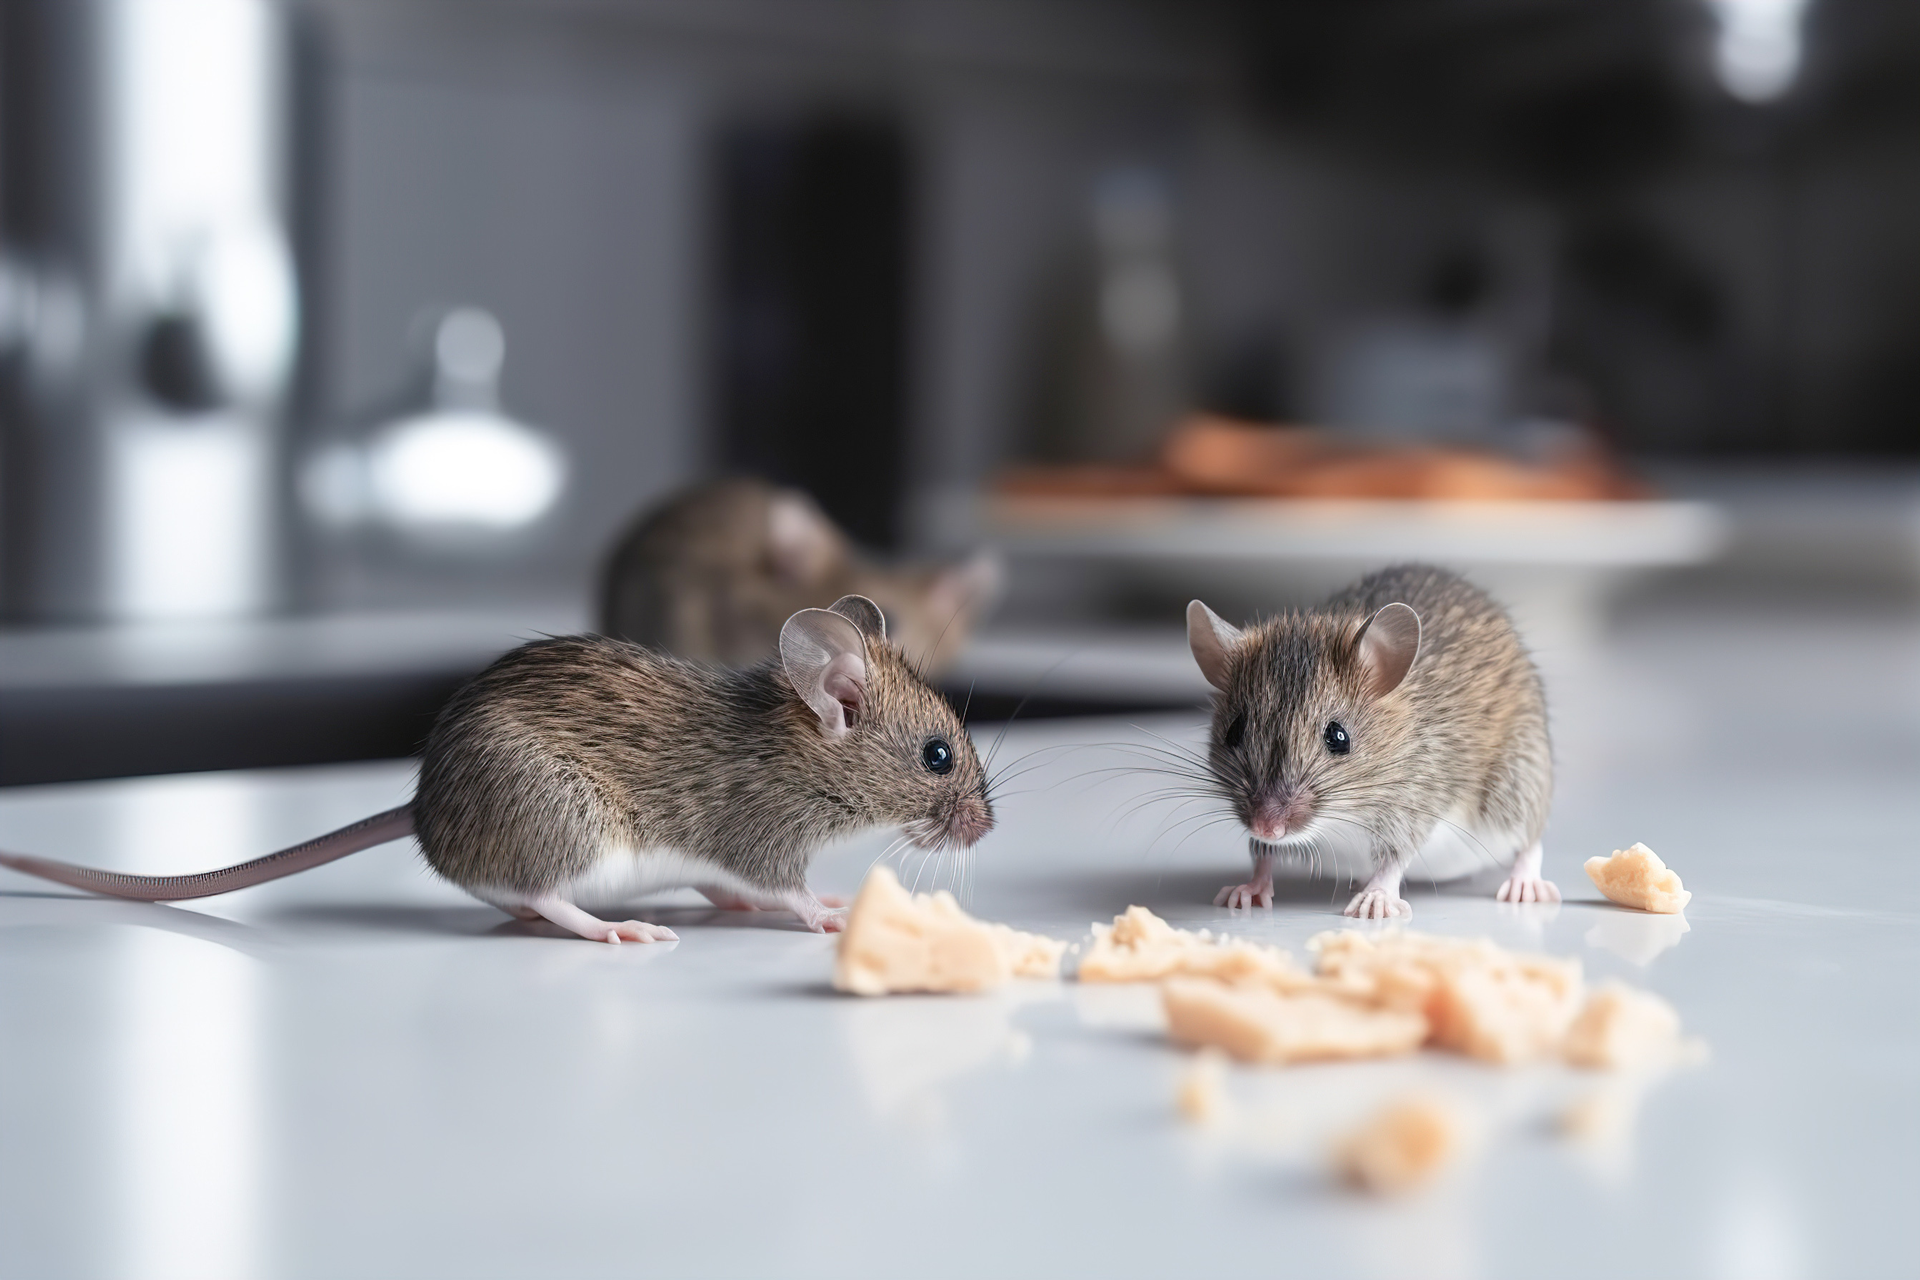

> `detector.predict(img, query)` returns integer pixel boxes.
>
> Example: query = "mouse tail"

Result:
[0,804,415,902]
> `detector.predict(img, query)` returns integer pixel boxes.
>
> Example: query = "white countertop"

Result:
[3,595,1918,1279]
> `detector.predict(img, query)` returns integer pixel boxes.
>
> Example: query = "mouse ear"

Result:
[1353,602,1421,698]
[1187,600,1244,691]
[828,594,887,641]
[780,607,869,738]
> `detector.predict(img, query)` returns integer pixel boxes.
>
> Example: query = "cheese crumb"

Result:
[1175,1048,1229,1124]
[1162,979,1429,1065]
[832,867,1064,995]
[1078,905,1297,984]
[1309,930,1585,1065]
[1585,842,1691,914]
[1562,980,1682,1070]
[1333,1096,1461,1195]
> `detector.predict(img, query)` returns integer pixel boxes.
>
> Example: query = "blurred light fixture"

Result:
[301,308,567,534]
[1706,0,1813,103]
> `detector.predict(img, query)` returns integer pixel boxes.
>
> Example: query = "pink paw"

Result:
[1496,876,1561,905]
[603,920,679,944]
[1214,882,1274,909]
[815,893,848,909]
[796,907,847,934]
[1344,889,1412,920]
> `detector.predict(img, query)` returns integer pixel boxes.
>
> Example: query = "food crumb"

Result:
[1176,1048,1229,1124]
[1585,842,1691,914]
[1079,905,1296,984]
[1333,1096,1462,1195]
[1162,978,1428,1065]
[1562,981,1682,1070]
[833,867,1063,995]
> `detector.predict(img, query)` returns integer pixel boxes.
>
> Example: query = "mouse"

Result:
[1185,563,1557,920]
[599,477,999,673]
[0,595,994,944]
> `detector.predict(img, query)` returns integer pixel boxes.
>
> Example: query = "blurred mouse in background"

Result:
[600,477,1001,672]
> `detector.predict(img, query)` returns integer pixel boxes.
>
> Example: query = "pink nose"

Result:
[1250,792,1309,841]
[947,797,995,847]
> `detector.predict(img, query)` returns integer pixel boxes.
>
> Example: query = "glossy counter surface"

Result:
[3,597,1917,1279]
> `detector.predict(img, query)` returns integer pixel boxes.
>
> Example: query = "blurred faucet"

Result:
[0,0,298,622]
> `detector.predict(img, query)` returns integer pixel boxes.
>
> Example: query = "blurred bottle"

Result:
[0,0,299,621]
[1042,167,1190,463]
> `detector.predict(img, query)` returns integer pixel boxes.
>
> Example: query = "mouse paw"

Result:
[1213,882,1274,909]
[1344,889,1412,920]
[797,906,848,934]
[1496,875,1561,905]
[605,920,679,944]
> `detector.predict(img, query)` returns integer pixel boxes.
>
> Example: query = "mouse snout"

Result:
[944,793,994,847]
[1248,786,1314,841]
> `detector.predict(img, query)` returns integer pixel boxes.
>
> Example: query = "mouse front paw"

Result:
[1214,881,1274,909]
[1344,889,1412,920]
[1496,875,1561,905]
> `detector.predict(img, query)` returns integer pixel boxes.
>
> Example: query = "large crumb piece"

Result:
[1585,842,1691,914]
[1079,905,1298,984]
[1562,981,1682,1070]
[1162,979,1428,1065]
[1333,1096,1461,1195]
[986,922,1068,979]
[1176,1048,1229,1124]
[1309,930,1584,1065]
[832,867,1063,995]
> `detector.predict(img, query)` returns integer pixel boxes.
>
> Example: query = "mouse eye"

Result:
[1323,721,1351,755]
[1223,715,1246,750]
[921,738,954,775]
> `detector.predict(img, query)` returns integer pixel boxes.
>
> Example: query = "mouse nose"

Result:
[945,795,994,847]
[1249,788,1311,841]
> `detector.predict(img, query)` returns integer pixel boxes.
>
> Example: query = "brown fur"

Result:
[1206,564,1551,874]
[414,630,991,899]
[599,477,996,671]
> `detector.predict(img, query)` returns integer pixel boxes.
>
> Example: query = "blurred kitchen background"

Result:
[1,0,1917,786]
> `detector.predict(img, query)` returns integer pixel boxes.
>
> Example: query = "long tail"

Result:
[0,805,415,902]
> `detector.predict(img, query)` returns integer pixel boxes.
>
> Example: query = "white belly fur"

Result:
[473,844,763,912]
[1266,805,1523,884]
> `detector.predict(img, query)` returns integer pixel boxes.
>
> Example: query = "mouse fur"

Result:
[599,477,999,672]
[1188,563,1556,919]
[414,594,993,941]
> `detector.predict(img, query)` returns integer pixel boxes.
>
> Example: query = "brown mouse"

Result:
[1186,563,1557,919]
[599,477,999,672]
[0,596,994,944]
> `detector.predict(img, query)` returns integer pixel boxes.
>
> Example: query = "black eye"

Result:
[1223,715,1246,750]
[921,738,954,775]
[1323,721,1350,755]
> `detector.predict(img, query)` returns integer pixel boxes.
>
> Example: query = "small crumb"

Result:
[1585,843,1691,914]
[832,867,1064,995]
[1176,1048,1229,1124]
[1562,981,1682,1070]
[1559,1083,1637,1144]
[1333,1096,1462,1195]
[1162,979,1428,1065]
[1078,905,1297,984]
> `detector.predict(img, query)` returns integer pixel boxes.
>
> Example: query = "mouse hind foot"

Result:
[1495,841,1560,905]
[527,896,679,944]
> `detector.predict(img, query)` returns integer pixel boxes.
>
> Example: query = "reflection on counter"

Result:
[118,928,262,1280]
